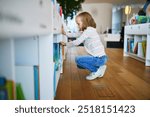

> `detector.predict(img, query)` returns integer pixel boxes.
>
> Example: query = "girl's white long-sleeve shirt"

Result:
[66,27,106,57]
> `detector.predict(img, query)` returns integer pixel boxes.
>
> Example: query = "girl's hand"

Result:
[60,41,66,46]
[61,25,66,35]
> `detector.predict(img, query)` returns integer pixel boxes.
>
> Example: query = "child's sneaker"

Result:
[86,72,96,80]
[99,65,107,77]
[86,65,107,80]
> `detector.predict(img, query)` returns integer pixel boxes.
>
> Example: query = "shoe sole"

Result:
[86,65,107,80]
[99,65,107,78]
[86,74,98,80]
[86,76,97,80]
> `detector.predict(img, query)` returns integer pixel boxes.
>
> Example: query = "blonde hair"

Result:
[76,12,96,31]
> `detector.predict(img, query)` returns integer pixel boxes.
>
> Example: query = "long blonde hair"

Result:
[76,12,96,31]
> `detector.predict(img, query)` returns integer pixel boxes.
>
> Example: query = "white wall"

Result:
[82,3,113,33]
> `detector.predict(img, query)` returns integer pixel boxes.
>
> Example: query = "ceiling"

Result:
[84,0,145,5]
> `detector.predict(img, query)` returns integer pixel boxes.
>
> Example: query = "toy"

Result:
[129,0,150,24]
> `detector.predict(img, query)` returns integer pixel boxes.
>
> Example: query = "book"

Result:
[6,80,15,100]
[16,83,25,100]
[133,36,141,54]
[130,39,134,53]
[0,89,8,100]
[53,63,56,97]
[0,76,6,86]
[53,43,60,63]
[59,6,63,16]
[0,80,14,100]
[142,41,146,57]
[34,66,39,100]
[133,42,138,54]
[137,42,144,58]
[127,39,130,52]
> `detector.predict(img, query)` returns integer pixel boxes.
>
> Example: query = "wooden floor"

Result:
[55,47,150,100]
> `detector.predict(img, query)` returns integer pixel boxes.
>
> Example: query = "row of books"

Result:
[0,75,27,100]
[127,38,147,58]
[53,43,61,70]
[0,76,14,100]
[53,43,63,97]
[0,65,39,100]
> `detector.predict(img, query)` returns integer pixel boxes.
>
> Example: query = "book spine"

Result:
[137,42,144,57]
[0,76,6,86]
[53,63,56,97]
[34,66,39,100]
[0,89,8,100]
[142,41,146,57]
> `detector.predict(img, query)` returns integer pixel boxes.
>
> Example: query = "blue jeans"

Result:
[75,55,108,72]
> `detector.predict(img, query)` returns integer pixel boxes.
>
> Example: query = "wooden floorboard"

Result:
[55,47,150,100]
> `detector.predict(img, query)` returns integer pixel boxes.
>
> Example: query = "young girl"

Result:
[62,12,107,80]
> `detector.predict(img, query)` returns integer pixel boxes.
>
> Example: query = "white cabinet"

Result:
[124,23,150,66]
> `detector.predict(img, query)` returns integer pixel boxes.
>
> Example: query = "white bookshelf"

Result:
[53,1,62,34]
[52,0,68,97]
[0,0,66,100]
[38,35,54,100]
[124,23,150,66]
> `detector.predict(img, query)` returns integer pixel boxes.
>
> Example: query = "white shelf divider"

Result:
[0,39,15,81]
[38,34,54,100]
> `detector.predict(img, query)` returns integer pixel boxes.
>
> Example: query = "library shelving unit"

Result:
[0,0,67,100]
[124,23,150,66]
[52,0,68,97]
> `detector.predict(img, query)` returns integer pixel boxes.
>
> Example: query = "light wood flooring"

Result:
[55,47,150,100]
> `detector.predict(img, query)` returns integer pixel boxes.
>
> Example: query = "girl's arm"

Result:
[61,26,88,47]
[63,31,88,48]
[71,31,88,46]
[62,25,81,38]
[61,25,67,35]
